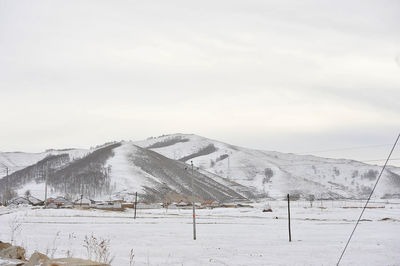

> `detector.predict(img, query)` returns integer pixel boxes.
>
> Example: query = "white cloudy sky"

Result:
[0,0,399,164]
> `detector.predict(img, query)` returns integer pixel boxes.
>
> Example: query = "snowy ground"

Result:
[0,200,399,266]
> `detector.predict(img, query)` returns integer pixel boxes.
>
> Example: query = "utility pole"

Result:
[227,156,230,179]
[80,182,83,207]
[191,161,196,240]
[134,192,137,219]
[3,166,8,206]
[287,194,291,242]
[44,163,48,209]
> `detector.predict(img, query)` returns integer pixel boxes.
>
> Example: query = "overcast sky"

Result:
[0,0,399,164]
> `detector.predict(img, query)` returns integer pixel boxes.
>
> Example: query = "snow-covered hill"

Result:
[105,142,251,202]
[135,134,400,199]
[3,134,400,201]
[0,149,89,178]
[9,142,251,203]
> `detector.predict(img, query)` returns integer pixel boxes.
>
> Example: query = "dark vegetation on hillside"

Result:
[0,143,122,201]
[0,154,70,201]
[49,143,122,199]
[146,137,190,149]
[131,146,247,203]
[216,154,229,162]
[179,144,217,162]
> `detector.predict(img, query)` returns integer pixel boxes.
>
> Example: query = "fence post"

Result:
[287,194,291,242]
[134,192,137,219]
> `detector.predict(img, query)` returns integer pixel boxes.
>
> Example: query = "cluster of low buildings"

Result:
[6,196,124,210]
[5,195,44,206]
[5,196,252,210]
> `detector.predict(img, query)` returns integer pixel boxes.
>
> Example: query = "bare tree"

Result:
[24,190,31,198]
[307,194,315,207]
[4,188,17,203]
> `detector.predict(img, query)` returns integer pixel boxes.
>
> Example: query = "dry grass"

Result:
[83,234,114,264]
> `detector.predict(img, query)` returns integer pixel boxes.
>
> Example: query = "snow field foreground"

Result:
[0,201,399,265]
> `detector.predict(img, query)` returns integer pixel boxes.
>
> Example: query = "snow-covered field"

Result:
[0,201,399,266]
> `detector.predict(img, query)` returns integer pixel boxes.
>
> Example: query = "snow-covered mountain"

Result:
[0,149,89,177]
[2,134,400,202]
[105,142,252,202]
[135,134,400,199]
[10,142,251,203]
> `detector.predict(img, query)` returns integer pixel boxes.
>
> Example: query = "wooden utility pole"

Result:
[227,156,230,179]
[134,192,137,219]
[191,161,196,240]
[3,167,8,206]
[287,194,291,242]
[44,164,48,209]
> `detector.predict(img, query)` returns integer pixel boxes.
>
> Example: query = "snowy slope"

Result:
[10,144,115,201]
[0,149,89,178]
[135,134,400,199]
[105,142,251,202]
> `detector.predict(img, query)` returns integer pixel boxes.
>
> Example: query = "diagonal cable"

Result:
[336,133,400,266]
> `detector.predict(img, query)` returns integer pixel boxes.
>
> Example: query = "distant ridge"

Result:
[1,134,400,201]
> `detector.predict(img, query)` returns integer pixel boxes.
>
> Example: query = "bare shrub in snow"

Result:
[3,188,18,203]
[83,234,114,264]
[129,248,135,266]
[45,231,60,258]
[65,232,76,258]
[352,170,359,178]
[333,167,340,176]
[210,159,215,167]
[66,249,73,258]
[362,169,379,180]
[360,185,372,195]
[9,216,22,245]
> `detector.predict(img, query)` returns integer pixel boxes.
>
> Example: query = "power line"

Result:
[277,158,400,167]
[295,144,393,154]
[336,133,400,266]
[363,158,400,162]
[216,157,400,169]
